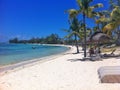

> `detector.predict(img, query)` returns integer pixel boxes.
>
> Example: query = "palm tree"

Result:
[77,0,103,57]
[109,0,120,45]
[65,9,80,53]
[96,5,120,46]
[77,0,91,57]
[96,0,120,36]
[97,6,120,36]
[95,10,110,31]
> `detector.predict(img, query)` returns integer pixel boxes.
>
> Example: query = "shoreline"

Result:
[0,46,120,90]
[0,44,72,76]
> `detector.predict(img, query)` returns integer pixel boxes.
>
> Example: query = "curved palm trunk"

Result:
[74,34,79,53]
[83,13,87,57]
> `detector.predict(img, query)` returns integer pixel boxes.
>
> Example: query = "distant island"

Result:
[9,33,74,45]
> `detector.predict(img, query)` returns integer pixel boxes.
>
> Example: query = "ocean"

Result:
[0,43,68,66]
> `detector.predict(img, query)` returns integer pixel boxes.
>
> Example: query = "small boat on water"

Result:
[32,47,36,49]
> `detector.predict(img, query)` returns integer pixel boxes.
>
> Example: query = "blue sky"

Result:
[0,0,109,42]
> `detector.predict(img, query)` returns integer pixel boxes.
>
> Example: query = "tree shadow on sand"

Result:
[102,55,120,60]
[67,55,120,62]
[63,51,84,55]
[67,57,101,62]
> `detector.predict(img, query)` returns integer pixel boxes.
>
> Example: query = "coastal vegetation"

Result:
[65,0,120,56]
[65,0,103,55]
[9,33,63,44]
[9,33,78,45]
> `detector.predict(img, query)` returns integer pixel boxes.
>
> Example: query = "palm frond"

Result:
[65,9,79,19]
[111,6,120,21]
[91,3,103,9]
[83,3,103,18]
[102,22,117,35]
[77,0,82,8]
[95,17,110,24]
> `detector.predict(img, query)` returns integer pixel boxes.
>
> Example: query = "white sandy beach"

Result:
[0,46,120,90]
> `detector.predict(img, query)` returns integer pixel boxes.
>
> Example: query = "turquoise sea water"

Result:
[0,43,68,66]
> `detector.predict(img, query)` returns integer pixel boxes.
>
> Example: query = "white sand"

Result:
[0,46,120,90]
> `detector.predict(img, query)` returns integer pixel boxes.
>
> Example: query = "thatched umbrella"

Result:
[81,32,110,51]
[90,32,111,43]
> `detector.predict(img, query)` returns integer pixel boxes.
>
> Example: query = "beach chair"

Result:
[98,66,120,83]
[111,49,116,55]
[103,49,117,57]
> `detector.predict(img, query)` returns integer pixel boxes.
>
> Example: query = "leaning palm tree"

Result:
[65,9,80,53]
[96,6,120,46]
[95,10,110,31]
[63,20,91,53]
[109,0,120,45]
[96,6,120,36]
[104,6,120,45]
[77,0,103,57]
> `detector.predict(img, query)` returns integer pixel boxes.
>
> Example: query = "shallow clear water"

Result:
[0,43,68,65]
